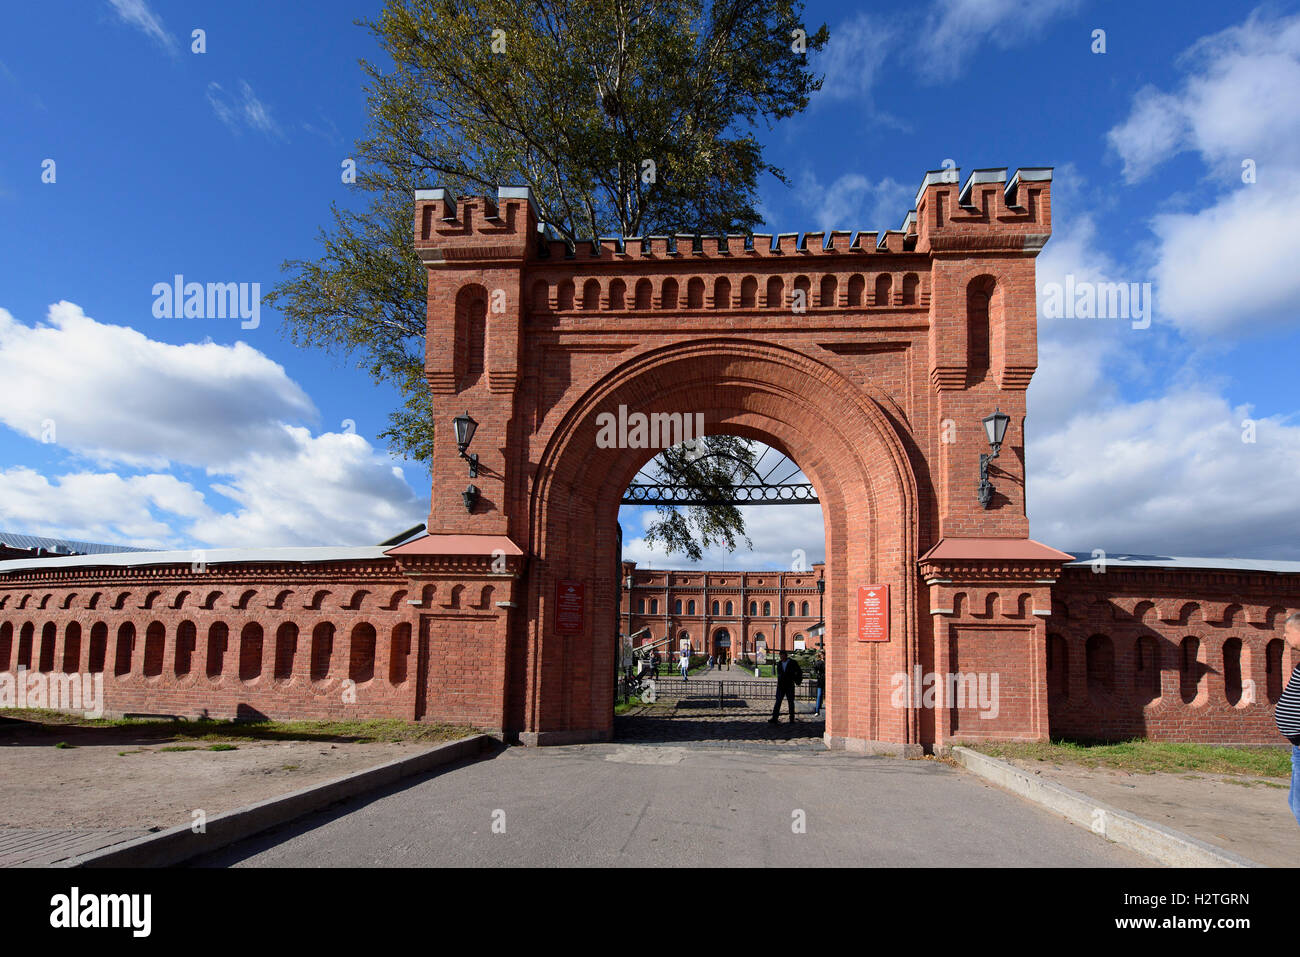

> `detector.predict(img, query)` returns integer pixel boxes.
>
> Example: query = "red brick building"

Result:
[620,562,826,662]
[2,166,1297,751]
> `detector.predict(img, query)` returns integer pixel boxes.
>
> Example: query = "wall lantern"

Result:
[453,411,479,477]
[462,483,480,513]
[977,408,1011,509]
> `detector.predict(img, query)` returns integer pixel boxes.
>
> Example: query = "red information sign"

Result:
[857,585,889,642]
[555,580,585,635]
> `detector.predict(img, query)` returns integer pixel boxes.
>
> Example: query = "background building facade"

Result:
[620,561,825,660]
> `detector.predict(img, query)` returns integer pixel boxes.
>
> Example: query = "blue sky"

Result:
[2,0,1299,564]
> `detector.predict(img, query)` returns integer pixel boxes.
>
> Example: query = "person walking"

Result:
[768,649,802,724]
[1277,612,1300,828]
[811,651,826,717]
[680,650,690,681]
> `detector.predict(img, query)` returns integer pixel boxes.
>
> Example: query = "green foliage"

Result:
[361,0,828,240]
[266,0,827,556]
[639,434,758,560]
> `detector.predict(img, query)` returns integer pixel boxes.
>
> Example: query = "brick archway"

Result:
[517,338,921,747]
[398,169,1078,751]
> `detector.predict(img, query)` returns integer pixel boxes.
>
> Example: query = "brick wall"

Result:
[1046,565,1299,744]
[0,556,515,732]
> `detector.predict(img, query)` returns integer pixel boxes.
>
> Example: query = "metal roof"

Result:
[3,542,1297,577]
[0,531,151,556]
[0,545,392,576]
[1063,552,1300,575]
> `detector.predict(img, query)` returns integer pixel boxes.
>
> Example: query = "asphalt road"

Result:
[195,743,1147,867]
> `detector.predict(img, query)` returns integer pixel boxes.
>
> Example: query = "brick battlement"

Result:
[413,165,1053,268]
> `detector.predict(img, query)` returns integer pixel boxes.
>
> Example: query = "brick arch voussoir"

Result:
[531,338,918,553]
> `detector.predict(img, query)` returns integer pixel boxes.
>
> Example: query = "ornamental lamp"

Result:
[982,408,1010,455]
[462,483,480,513]
[977,408,1012,509]
[453,411,479,477]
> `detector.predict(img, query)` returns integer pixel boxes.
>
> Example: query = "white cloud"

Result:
[106,0,177,55]
[206,81,284,139]
[816,10,897,103]
[790,170,913,233]
[917,0,1080,82]
[0,467,211,548]
[1105,87,1187,184]
[1108,10,1300,183]
[192,427,422,548]
[1027,390,1300,560]
[1150,185,1300,334]
[1024,164,1300,561]
[1106,10,1300,336]
[0,302,314,470]
[0,303,424,549]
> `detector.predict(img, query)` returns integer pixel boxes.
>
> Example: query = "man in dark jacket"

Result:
[768,649,803,724]
[1277,612,1300,828]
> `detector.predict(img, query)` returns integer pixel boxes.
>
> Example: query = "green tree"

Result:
[268,0,828,556]
[636,435,757,562]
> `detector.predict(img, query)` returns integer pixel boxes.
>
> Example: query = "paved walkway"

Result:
[194,743,1145,867]
[997,755,1300,868]
[0,827,149,867]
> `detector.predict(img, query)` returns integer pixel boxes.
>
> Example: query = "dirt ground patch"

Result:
[997,756,1300,868]
[0,712,473,831]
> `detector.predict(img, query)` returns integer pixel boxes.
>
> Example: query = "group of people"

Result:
[672,649,732,678]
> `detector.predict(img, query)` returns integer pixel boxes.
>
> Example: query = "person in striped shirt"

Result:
[1277,612,1300,828]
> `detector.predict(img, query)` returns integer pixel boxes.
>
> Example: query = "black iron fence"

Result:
[636,675,817,710]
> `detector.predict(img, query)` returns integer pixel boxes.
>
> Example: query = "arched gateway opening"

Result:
[617,437,831,741]
[525,340,918,749]
[398,172,1072,754]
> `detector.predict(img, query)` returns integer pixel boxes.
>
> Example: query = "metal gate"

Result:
[643,676,816,710]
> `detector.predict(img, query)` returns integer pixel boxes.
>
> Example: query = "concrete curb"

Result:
[63,733,491,868]
[950,746,1260,868]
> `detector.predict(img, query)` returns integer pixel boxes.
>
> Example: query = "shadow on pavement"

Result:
[185,740,511,867]
[614,711,827,748]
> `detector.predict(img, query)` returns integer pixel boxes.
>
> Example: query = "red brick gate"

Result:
[412,167,1070,752]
